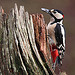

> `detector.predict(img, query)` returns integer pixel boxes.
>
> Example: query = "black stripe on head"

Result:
[54,9,64,15]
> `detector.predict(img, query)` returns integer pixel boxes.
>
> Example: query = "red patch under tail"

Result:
[49,44,59,63]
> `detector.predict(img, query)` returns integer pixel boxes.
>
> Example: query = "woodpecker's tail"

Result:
[58,46,65,65]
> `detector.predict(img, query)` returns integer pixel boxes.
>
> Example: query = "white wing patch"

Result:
[60,25,65,48]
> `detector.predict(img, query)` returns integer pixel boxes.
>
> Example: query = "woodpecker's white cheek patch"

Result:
[54,12,63,19]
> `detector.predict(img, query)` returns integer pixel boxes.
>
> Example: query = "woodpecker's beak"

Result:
[41,8,51,14]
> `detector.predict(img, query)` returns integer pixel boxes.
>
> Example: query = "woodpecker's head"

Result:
[41,8,64,22]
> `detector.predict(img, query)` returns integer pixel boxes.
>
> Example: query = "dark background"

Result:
[0,0,75,75]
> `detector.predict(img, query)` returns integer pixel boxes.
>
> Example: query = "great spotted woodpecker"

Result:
[41,8,66,70]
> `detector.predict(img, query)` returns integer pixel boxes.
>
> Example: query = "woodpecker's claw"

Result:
[41,8,50,13]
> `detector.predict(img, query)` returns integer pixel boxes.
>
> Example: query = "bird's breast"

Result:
[47,23,57,44]
[47,23,56,36]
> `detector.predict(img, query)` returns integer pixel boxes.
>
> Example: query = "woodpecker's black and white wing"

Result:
[54,23,65,49]
[54,23,66,64]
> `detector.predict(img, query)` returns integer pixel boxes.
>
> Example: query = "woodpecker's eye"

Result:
[53,11,56,14]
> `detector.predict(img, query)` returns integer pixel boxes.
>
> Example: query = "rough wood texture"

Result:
[0,4,53,75]
[0,3,67,75]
